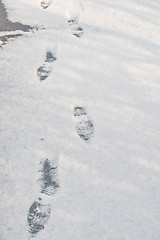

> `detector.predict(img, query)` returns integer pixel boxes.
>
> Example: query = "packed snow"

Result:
[0,0,160,239]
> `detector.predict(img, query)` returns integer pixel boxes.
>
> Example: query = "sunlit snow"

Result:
[0,0,160,239]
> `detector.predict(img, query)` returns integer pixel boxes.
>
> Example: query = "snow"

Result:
[0,0,160,239]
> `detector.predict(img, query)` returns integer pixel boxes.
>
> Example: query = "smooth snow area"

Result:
[0,0,160,239]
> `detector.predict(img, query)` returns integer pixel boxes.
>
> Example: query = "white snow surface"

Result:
[1,0,160,239]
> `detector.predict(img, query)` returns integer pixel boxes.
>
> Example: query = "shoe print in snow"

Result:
[68,17,83,38]
[37,50,57,81]
[28,200,51,237]
[74,106,94,141]
[39,158,59,196]
[40,0,51,9]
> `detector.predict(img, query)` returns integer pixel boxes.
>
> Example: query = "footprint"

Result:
[39,158,59,196]
[76,120,94,141]
[37,50,57,81]
[28,200,51,237]
[74,106,87,116]
[74,106,94,141]
[68,17,83,38]
[27,152,59,238]
[45,51,57,62]
[37,64,51,81]
[40,0,52,9]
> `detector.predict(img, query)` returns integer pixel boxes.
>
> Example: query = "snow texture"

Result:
[1,0,160,240]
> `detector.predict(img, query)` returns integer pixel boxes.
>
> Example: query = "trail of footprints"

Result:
[40,0,83,37]
[27,108,94,238]
[27,1,93,238]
